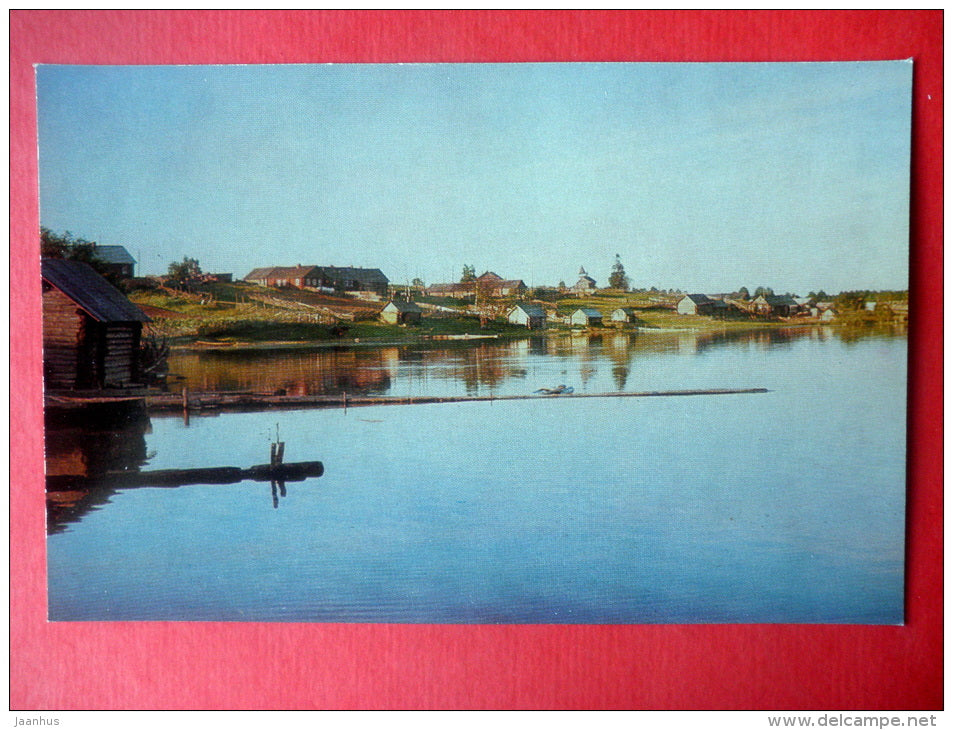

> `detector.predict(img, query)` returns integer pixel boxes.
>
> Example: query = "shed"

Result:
[507,303,547,329]
[676,294,714,315]
[380,300,423,325]
[611,307,638,323]
[42,259,151,389]
[570,308,603,327]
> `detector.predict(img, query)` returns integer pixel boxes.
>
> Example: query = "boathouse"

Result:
[676,294,714,315]
[611,307,638,323]
[42,258,151,390]
[570,307,603,327]
[380,300,423,325]
[507,303,547,329]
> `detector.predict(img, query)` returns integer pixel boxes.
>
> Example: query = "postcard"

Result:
[37,60,911,625]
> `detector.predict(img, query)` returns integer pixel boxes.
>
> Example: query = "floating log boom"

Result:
[144,387,769,414]
[47,460,324,491]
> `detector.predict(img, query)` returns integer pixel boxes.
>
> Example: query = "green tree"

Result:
[40,227,125,290]
[460,265,476,283]
[608,253,629,291]
[411,277,425,288]
[737,286,750,300]
[167,256,202,288]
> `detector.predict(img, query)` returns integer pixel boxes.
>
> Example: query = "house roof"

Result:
[245,265,390,285]
[245,267,277,280]
[763,294,799,306]
[427,282,473,293]
[510,303,546,317]
[477,271,503,282]
[383,300,422,313]
[42,259,151,323]
[574,275,596,287]
[91,245,136,265]
[613,307,637,314]
[683,294,712,304]
[315,266,389,285]
[574,307,602,317]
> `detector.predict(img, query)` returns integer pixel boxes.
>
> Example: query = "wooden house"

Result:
[306,266,390,296]
[426,282,474,299]
[90,244,136,278]
[611,307,638,323]
[752,294,799,317]
[676,294,714,315]
[570,307,603,327]
[476,271,526,298]
[245,265,390,295]
[42,259,151,390]
[507,303,547,329]
[380,300,423,325]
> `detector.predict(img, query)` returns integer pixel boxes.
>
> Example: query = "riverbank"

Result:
[131,281,832,352]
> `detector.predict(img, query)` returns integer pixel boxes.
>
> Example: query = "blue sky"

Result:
[36,61,911,293]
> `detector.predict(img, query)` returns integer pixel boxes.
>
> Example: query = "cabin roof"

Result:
[683,293,712,304]
[511,303,546,317]
[383,300,422,313]
[613,307,637,314]
[574,307,602,317]
[91,245,136,265]
[42,259,151,323]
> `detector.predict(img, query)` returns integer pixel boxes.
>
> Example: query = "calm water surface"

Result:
[47,327,907,623]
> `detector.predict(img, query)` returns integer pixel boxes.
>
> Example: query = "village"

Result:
[39,232,909,394]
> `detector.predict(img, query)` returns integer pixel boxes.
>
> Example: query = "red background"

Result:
[10,10,943,710]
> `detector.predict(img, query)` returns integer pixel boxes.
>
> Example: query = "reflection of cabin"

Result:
[91,244,136,278]
[611,307,638,323]
[571,267,597,296]
[42,259,151,389]
[570,308,603,327]
[507,303,547,329]
[819,308,838,322]
[676,294,714,315]
[380,300,423,325]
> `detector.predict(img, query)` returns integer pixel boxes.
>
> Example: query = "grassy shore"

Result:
[130,282,824,350]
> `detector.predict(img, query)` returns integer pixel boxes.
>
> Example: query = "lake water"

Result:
[46,327,908,623]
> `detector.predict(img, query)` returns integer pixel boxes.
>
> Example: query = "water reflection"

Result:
[45,402,152,534]
[44,401,314,531]
[168,326,901,399]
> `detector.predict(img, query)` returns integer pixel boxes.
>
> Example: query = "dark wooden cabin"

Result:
[42,259,151,390]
